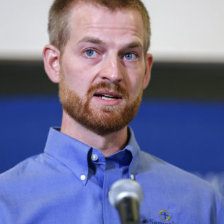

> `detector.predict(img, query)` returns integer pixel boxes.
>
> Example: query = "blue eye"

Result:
[84,49,97,58]
[124,53,136,61]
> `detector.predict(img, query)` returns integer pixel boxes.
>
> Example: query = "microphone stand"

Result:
[116,197,140,224]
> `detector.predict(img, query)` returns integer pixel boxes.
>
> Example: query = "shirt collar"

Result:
[44,128,91,185]
[44,127,141,184]
[124,128,141,176]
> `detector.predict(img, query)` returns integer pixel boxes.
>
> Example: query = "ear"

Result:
[43,44,61,83]
[143,53,153,89]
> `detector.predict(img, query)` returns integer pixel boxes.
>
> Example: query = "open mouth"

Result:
[94,94,121,101]
[93,88,124,102]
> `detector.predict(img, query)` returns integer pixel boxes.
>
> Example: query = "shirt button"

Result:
[91,154,98,162]
[80,174,86,181]
[130,174,135,180]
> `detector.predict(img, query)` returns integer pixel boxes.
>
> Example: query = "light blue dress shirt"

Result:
[0,128,223,224]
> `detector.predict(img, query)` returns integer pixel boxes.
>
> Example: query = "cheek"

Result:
[61,58,89,93]
[126,69,145,97]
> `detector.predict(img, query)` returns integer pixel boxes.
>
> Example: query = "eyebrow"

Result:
[77,37,143,51]
[122,41,143,50]
[77,37,104,45]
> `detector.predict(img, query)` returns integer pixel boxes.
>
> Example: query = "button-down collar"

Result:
[44,127,141,185]
[44,128,91,185]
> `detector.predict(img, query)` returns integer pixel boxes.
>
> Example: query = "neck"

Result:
[60,111,128,157]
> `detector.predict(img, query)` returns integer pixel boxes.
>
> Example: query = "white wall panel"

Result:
[0,0,224,62]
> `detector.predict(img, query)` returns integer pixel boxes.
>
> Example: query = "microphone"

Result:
[108,179,143,224]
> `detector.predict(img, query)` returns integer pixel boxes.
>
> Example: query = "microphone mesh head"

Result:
[108,179,143,207]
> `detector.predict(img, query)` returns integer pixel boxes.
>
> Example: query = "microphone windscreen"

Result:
[108,179,143,207]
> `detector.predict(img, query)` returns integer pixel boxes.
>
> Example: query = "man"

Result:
[0,0,223,223]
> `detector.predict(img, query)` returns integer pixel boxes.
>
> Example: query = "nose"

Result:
[100,54,123,84]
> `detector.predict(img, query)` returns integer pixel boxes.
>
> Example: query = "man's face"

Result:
[59,3,152,135]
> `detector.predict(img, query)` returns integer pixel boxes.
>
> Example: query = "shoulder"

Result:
[135,151,224,222]
[0,151,72,184]
[0,154,43,188]
[0,153,70,220]
[0,152,64,193]
[136,150,211,189]
[137,150,224,202]
[137,150,208,185]
[0,155,41,221]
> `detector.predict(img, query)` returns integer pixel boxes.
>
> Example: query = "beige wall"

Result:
[0,0,224,62]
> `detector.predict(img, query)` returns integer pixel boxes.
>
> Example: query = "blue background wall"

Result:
[1,96,223,175]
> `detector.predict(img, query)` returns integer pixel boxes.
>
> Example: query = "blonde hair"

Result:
[48,0,151,54]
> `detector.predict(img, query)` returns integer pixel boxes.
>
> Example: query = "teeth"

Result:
[101,95,115,100]
[95,93,120,100]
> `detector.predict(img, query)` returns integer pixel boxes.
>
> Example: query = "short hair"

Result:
[48,0,151,54]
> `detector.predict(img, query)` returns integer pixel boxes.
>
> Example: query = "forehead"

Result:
[67,3,145,46]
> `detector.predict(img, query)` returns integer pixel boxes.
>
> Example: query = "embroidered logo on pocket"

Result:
[141,210,174,224]
[159,210,171,221]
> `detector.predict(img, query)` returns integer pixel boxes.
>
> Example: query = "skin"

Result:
[43,3,153,157]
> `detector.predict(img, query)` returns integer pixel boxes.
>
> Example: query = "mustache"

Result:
[87,82,128,98]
